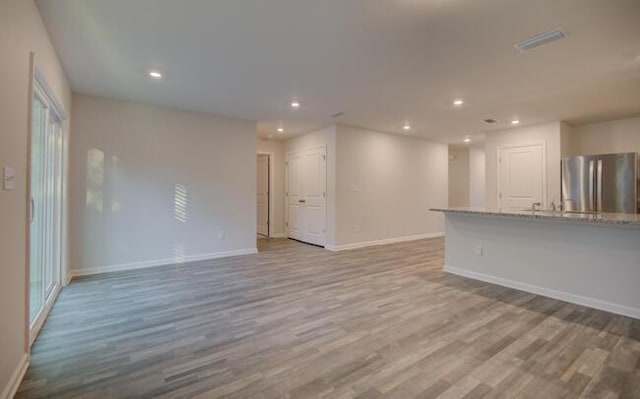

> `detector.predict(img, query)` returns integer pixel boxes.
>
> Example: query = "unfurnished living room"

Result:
[2,0,640,398]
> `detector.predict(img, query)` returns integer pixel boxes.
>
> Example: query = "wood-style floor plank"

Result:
[16,237,640,398]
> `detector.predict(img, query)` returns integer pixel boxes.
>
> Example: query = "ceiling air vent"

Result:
[515,29,565,52]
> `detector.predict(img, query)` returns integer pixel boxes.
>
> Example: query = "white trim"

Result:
[29,284,61,346]
[33,66,68,120]
[256,152,273,237]
[497,141,547,209]
[326,232,444,251]
[69,248,258,279]
[444,265,640,320]
[1,353,29,399]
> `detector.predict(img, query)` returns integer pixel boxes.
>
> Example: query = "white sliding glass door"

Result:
[29,84,64,341]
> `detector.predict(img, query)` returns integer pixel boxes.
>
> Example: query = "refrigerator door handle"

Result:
[588,160,595,211]
[30,197,35,223]
[596,159,603,212]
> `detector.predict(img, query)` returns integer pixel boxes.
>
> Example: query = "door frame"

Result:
[497,141,547,209]
[26,54,68,347]
[285,145,327,246]
[257,152,273,237]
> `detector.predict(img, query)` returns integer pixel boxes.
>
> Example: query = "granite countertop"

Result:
[430,207,640,227]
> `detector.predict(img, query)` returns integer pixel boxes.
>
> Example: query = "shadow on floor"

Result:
[437,272,640,341]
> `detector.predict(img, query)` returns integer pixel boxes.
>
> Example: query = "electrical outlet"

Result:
[474,244,483,256]
[352,224,360,233]
[218,230,226,240]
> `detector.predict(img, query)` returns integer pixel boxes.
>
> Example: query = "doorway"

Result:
[498,142,546,210]
[29,76,66,343]
[257,154,270,237]
[286,147,326,246]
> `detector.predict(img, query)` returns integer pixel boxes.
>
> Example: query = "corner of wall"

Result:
[1,353,29,399]
[559,121,573,158]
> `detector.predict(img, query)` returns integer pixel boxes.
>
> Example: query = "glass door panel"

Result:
[29,94,48,325]
[29,85,63,337]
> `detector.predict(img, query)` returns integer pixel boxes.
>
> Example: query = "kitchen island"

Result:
[431,207,640,319]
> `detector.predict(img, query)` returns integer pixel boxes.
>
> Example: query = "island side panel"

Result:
[443,213,640,319]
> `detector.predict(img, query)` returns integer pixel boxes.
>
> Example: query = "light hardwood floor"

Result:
[17,237,640,398]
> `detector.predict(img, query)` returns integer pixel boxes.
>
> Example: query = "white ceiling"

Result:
[37,0,640,143]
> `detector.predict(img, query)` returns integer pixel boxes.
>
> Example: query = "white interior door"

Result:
[256,154,269,236]
[498,143,545,210]
[287,148,326,246]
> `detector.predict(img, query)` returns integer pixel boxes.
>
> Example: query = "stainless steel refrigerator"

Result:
[561,152,639,214]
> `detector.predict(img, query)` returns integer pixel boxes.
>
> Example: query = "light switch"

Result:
[3,167,15,191]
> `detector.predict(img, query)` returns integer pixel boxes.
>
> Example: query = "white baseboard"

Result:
[445,265,640,320]
[70,248,258,279]
[1,353,29,399]
[326,232,444,252]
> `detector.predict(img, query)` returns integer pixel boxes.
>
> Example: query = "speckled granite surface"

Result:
[430,207,640,227]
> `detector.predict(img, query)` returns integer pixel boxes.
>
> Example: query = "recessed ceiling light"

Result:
[453,99,464,107]
[148,71,162,79]
[277,127,284,133]
[464,137,471,143]
[290,101,300,108]
[511,119,520,125]
[403,124,411,131]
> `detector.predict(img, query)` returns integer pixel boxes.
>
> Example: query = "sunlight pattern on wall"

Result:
[86,148,105,212]
[174,184,189,223]
[173,242,187,264]
[110,155,122,213]
[173,184,190,264]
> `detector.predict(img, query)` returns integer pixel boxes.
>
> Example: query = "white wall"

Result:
[69,95,257,275]
[444,213,640,319]
[282,125,447,249]
[485,121,563,209]
[286,126,336,154]
[0,0,71,395]
[567,116,640,156]
[257,139,286,237]
[333,125,447,248]
[560,121,572,158]
[448,148,469,207]
[468,147,486,207]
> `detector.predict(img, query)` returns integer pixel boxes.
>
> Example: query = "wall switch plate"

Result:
[218,230,226,240]
[474,244,483,256]
[3,166,15,190]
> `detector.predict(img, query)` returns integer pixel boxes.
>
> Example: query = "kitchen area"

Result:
[437,116,640,319]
